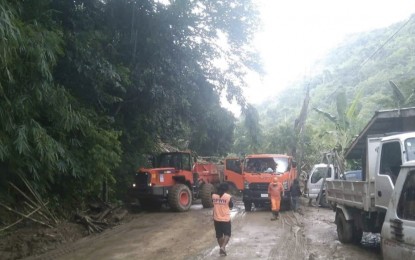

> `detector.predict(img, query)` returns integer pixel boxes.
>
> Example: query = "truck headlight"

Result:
[132,183,136,187]
[244,181,250,189]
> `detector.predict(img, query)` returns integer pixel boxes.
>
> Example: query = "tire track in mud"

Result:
[24,213,154,260]
[25,205,216,260]
[194,198,380,260]
[190,199,310,260]
[267,211,309,260]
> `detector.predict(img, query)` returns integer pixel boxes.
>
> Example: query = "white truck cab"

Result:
[381,161,415,260]
[307,164,337,205]
[376,133,415,210]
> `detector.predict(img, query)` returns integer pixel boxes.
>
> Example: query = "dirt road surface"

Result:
[25,197,381,260]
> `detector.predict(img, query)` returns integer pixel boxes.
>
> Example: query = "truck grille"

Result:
[249,182,269,191]
[390,218,404,242]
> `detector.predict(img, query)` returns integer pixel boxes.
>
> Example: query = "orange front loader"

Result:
[128,152,223,212]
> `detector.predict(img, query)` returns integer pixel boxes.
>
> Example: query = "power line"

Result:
[359,15,413,69]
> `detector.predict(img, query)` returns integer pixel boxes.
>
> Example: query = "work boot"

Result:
[270,211,277,221]
[276,211,279,219]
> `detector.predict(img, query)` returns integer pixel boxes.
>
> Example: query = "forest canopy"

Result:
[0,0,260,213]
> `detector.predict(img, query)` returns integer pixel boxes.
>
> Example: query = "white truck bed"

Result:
[326,179,376,212]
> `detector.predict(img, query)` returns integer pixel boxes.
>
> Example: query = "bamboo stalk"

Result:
[0,206,42,232]
[8,182,38,209]
[19,174,58,224]
[97,208,112,222]
[9,182,51,222]
[0,201,53,228]
[24,201,50,222]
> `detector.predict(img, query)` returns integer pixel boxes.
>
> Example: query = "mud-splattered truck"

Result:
[128,151,223,212]
[326,107,415,244]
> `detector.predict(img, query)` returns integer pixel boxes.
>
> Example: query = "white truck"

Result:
[381,161,415,259]
[306,163,338,207]
[326,132,415,243]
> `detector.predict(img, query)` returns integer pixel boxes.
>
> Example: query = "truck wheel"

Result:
[244,201,252,212]
[336,211,353,243]
[352,227,363,244]
[168,184,192,212]
[200,183,215,208]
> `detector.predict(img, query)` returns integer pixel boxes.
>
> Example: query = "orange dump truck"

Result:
[128,151,223,212]
[224,154,297,211]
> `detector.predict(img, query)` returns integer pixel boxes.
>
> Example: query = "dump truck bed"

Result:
[326,179,376,212]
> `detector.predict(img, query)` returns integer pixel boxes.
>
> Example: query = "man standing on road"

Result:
[290,179,302,213]
[268,176,284,220]
[212,183,233,256]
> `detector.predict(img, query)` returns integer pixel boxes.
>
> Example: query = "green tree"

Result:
[1,0,262,212]
[0,0,122,211]
[313,89,362,154]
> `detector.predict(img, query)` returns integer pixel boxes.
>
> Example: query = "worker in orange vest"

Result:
[268,176,284,220]
[212,183,233,256]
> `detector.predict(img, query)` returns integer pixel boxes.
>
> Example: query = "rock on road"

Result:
[27,197,381,260]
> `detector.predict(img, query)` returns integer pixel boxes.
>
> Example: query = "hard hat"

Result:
[272,176,279,184]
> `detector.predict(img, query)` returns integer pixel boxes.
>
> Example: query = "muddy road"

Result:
[27,197,381,260]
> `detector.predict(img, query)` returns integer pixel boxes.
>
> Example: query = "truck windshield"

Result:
[244,157,289,173]
[311,167,332,183]
[156,153,191,170]
[405,138,415,162]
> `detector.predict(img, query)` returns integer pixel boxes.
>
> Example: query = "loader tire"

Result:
[168,184,192,212]
[336,211,353,243]
[201,183,215,208]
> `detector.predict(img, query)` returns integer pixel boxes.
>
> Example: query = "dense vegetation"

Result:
[250,14,415,173]
[0,0,260,218]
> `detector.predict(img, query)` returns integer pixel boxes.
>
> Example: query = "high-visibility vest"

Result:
[212,193,231,222]
[268,182,283,198]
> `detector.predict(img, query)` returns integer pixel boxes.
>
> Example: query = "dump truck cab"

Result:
[224,154,297,211]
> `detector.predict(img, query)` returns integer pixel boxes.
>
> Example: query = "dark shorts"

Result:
[214,220,231,238]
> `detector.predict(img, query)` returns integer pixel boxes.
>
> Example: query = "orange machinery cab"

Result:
[225,154,297,211]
